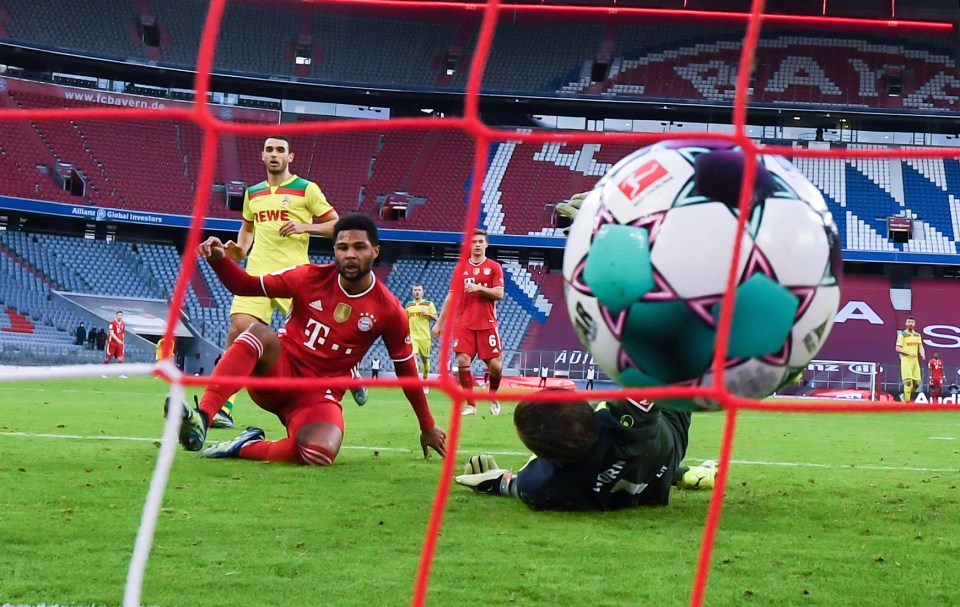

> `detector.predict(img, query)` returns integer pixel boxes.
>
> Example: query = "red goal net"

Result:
[3,1,958,606]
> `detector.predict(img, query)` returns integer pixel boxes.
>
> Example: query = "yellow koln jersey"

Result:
[896,330,922,358]
[405,299,437,342]
[242,175,333,274]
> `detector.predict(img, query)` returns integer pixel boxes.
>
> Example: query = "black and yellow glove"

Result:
[556,191,590,235]
[455,454,513,495]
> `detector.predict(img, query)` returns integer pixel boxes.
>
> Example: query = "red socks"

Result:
[239,439,335,465]
[489,371,501,393]
[198,332,263,422]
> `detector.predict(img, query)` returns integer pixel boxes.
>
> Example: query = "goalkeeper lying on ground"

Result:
[456,391,716,510]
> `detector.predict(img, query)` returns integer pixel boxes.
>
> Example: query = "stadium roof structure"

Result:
[290,0,960,23]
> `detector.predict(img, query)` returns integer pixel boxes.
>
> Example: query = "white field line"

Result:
[3,389,960,429]
[1,430,957,473]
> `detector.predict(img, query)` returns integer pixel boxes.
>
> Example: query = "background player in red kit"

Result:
[928,352,944,400]
[103,311,125,366]
[173,213,446,464]
[433,229,504,416]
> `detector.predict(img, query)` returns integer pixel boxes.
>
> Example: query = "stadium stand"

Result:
[1,2,957,110]
[5,79,960,250]
[0,232,153,364]
[4,0,147,60]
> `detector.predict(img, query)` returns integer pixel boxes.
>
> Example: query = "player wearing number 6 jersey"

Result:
[433,229,504,416]
[170,213,446,464]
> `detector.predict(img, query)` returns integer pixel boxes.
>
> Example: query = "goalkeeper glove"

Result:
[555,191,589,236]
[455,454,514,496]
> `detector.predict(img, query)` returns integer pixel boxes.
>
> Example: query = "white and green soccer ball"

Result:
[562,139,842,410]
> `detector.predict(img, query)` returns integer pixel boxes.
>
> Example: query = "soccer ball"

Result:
[562,139,842,410]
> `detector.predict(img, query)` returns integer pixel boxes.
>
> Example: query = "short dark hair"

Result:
[514,390,598,466]
[907,315,915,320]
[473,228,488,238]
[334,213,380,246]
[117,310,123,314]
[264,135,291,150]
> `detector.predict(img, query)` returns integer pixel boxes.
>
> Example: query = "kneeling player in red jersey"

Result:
[168,213,446,464]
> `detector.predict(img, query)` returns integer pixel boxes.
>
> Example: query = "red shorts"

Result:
[105,343,124,361]
[453,326,502,361]
[247,349,345,438]
[931,376,943,387]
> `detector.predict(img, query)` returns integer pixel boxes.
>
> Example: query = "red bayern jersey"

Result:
[929,358,944,380]
[256,263,413,379]
[455,257,504,330]
[109,320,125,343]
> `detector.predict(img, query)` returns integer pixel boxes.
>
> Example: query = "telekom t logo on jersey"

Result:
[617,159,668,200]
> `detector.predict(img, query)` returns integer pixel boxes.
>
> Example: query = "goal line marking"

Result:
[0,431,956,473]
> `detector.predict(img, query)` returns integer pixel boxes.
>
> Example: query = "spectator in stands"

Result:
[585,365,596,390]
[87,326,98,350]
[538,365,549,389]
[215,135,346,429]
[75,322,85,346]
[371,357,381,379]
[433,229,505,417]
[96,328,107,351]
[455,390,717,510]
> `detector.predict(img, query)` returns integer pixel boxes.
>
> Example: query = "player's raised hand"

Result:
[420,425,447,459]
[198,236,226,262]
[224,240,246,261]
[279,221,307,237]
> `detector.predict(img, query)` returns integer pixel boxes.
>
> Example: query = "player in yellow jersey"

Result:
[214,135,345,427]
[895,315,925,402]
[405,283,438,394]
[156,336,173,361]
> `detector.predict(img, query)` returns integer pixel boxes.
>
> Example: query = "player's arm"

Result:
[280,184,339,237]
[465,283,504,301]
[384,308,446,457]
[198,236,297,298]
[919,341,926,360]
[425,301,438,321]
[279,209,340,238]
[465,263,505,301]
[895,333,909,356]
[394,356,446,458]
[226,219,255,261]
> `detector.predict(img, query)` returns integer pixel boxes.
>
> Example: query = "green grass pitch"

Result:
[1,377,959,606]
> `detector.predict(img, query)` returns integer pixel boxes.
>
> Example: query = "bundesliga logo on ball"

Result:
[562,139,843,410]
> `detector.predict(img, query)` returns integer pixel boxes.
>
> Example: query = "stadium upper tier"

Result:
[1,81,959,255]
[1,1,957,111]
